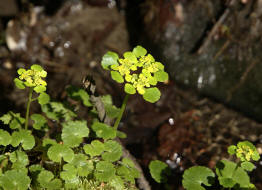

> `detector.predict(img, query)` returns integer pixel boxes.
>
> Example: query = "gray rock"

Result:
[142,0,262,121]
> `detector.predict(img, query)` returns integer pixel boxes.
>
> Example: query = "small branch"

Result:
[197,0,238,54]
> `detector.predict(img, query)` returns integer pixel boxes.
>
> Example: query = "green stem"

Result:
[113,94,129,130]
[25,87,33,130]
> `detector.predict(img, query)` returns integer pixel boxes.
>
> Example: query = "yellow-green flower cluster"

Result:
[14,64,47,93]
[101,46,168,103]
[236,144,254,161]
[228,141,260,162]
[110,47,167,95]
[18,68,47,87]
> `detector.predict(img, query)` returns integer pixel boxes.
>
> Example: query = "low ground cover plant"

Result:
[149,141,261,190]
[0,45,169,189]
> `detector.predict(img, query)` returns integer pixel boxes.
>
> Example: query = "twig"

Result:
[197,0,238,54]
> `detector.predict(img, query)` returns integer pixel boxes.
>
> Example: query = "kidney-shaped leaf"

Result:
[102,140,122,162]
[149,160,170,183]
[37,170,62,190]
[62,120,89,147]
[143,87,161,103]
[47,144,74,163]
[11,129,35,150]
[182,166,215,190]
[0,170,30,190]
[0,129,12,146]
[91,122,116,140]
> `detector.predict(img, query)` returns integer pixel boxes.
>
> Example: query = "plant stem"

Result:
[113,94,129,130]
[25,87,33,130]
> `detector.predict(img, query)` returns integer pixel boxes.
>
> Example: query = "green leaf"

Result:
[38,92,50,105]
[8,112,25,129]
[31,64,44,71]
[95,161,116,182]
[0,129,12,146]
[29,164,44,186]
[228,145,236,155]
[10,150,29,171]
[117,158,140,183]
[116,131,127,139]
[143,87,161,103]
[235,141,260,162]
[38,170,62,190]
[182,166,215,190]
[0,113,12,124]
[11,129,35,150]
[124,83,136,94]
[109,176,125,190]
[41,104,59,121]
[241,161,255,172]
[101,95,120,119]
[101,51,119,70]
[42,138,57,147]
[66,86,92,107]
[69,154,94,177]
[132,45,147,57]
[50,102,77,121]
[62,120,89,147]
[17,68,26,75]
[34,85,46,93]
[31,114,47,130]
[84,140,105,157]
[216,160,250,188]
[111,71,124,83]
[47,144,74,163]
[0,170,31,190]
[102,140,122,162]
[123,52,137,63]
[14,78,25,89]
[60,164,77,180]
[91,122,116,140]
[149,160,170,183]
[154,71,169,82]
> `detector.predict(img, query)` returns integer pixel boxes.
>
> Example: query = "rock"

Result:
[140,0,262,121]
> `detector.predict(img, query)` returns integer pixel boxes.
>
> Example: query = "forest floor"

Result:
[0,1,262,189]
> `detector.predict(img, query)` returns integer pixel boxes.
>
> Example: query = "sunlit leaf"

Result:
[94,161,116,182]
[38,92,50,105]
[111,71,124,83]
[101,51,119,70]
[0,170,30,190]
[31,114,47,130]
[14,78,25,89]
[11,129,35,150]
[182,166,215,190]
[143,87,161,103]
[47,144,74,163]
[38,170,62,190]
[84,140,105,157]
[149,160,170,183]
[62,120,89,147]
[216,160,250,188]
[102,140,122,162]
[132,45,147,57]
[91,122,116,140]
[0,129,12,146]
[124,83,136,94]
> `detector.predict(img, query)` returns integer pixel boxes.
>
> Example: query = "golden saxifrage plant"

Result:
[0,46,169,190]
